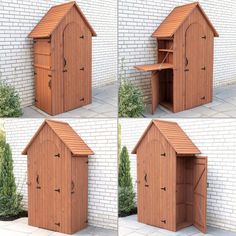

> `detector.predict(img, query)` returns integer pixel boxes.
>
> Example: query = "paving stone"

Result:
[3,222,39,233]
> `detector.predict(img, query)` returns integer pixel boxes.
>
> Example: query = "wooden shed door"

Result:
[63,23,86,111]
[38,140,61,231]
[185,23,206,109]
[137,139,160,226]
[193,156,207,233]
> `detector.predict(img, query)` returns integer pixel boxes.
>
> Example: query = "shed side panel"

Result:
[51,6,92,115]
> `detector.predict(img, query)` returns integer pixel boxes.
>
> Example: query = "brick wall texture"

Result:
[120,118,236,232]
[0,0,117,107]
[118,0,236,102]
[4,118,118,230]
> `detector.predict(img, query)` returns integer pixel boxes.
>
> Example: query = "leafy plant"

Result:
[118,59,145,118]
[119,146,135,216]
[0,140,23,217]
[0,81,22,117]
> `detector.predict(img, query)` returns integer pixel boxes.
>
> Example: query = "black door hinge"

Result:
[80,35,84,39]
[54,153,60,158]
[80,98,85,102]
[201,96,206,100]
[161,153,166,157]
[202,35,206,39]
[161,220,166,224]
[55,222,60,226]
[86,160,89,164]
[85,220,88,224]
[35,99,38,103]
[184,69,189,72]
[80,67,85,71]
[54,189,60,193]
[36,186,41,189]
[34,72,37,75]
[201,67,206,70]
[161,187,166,191]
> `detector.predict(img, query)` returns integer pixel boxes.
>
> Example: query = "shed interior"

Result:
[176,156,195,230]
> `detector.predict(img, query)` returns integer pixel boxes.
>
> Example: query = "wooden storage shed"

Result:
[132,120,208,233]
[28,1,96,115]
[135,2,219,114]
[22,119,94,234]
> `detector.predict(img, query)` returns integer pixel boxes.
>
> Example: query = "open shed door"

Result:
[193,156,207,233]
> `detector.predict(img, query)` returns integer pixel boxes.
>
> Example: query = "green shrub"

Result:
[0,141,23,217]
[0,81,22,117]
[119,146,135,216]
[118,59,145,117]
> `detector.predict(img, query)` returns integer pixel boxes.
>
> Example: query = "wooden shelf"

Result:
[159,49,173,53]
[134,63,173,72]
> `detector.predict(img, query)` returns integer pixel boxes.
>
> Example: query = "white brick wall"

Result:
[120,118,236,232]
[118,0,236,102]
[4,118,118,230]
[0,0,117,107]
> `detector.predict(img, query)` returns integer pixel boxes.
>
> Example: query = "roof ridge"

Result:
[45,119,68,125]
[174,1,198,9]
[51,1,75,8]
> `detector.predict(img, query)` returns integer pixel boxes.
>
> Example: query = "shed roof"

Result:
[28,1,96,38]
[132,120,200,155]
[22,119,94,156]
[152,2,219,38]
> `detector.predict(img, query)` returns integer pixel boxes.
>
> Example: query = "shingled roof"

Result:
[22,119,94,156]
[152,2,219,38]
[132,120,200,155]
[28,1,96,38]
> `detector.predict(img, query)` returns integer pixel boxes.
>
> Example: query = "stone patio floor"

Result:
[144,83,236,118]
[22,83,117,118]
[119,215,236,236]
[0,217,117,236]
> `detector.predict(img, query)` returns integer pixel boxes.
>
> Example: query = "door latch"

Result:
[54,153,60,158]
[48,80,51,89]
[201,96,206,100]
[202,35,206,39]
[184,69,189,72]
[80,35,84,39]
[55,222,60,226]
[71,181,75,194]
[80,67,85,71]
[161,153,166,157]
[161,220,166,224]
[161,187,166,191]
[201,67,206,70]
[80,98,85,102]
[54,189,60,193]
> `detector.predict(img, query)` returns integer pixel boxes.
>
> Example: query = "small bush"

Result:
[0,141,23,217]
[119,146,135,216]
[0,82,22,117]
[119,80,145,118]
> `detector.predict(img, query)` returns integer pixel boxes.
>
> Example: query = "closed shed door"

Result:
[193,156,207,233]
[63,23,86,111]
[137,139,160,226]
[36,140,61,231]
[185,23,206,109]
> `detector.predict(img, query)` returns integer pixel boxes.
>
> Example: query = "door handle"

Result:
[185,57,188,67]
[71,181,75,194]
